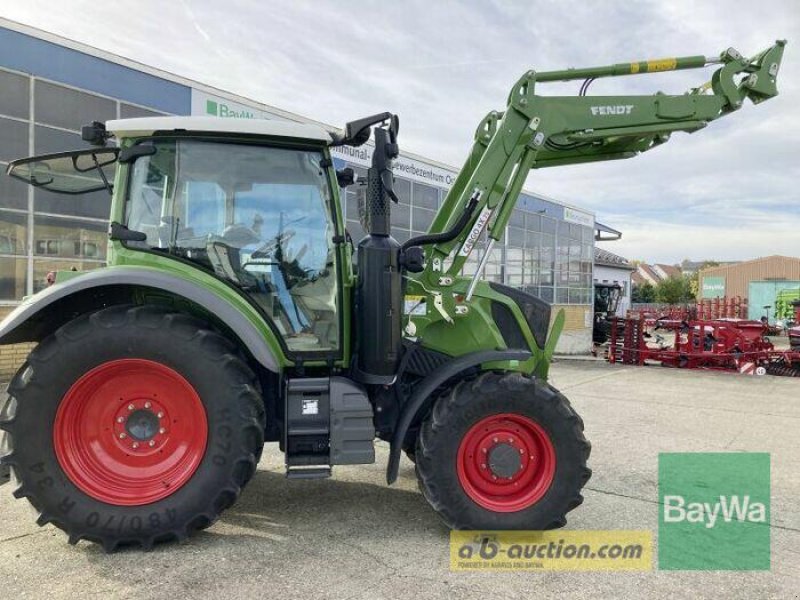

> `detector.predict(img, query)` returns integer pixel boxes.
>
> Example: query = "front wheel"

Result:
[0,305,265,551]
[415,372,590,529]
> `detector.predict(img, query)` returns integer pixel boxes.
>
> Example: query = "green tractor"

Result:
[0,42,784,550]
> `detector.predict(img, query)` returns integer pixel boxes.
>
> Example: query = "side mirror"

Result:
[81,121,112,147]
[389,114,400,145]
[331,112,393,147]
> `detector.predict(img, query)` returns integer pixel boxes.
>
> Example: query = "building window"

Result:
[0,69,169,300]
[0,170,29,211]
[0,257,28,301]
[0,117,29,163]
[412,181,439,210]
[34,80,116,131]
[0,70,30,120]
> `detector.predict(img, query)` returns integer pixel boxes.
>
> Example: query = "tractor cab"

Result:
[8,117,347,355]
[592,282,622,344]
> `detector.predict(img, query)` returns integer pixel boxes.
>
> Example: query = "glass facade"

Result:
[343,172,593,306]
[0,64,593,309]
[0,66,167,302]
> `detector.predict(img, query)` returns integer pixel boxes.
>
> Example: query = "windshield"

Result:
[125,139,339,354]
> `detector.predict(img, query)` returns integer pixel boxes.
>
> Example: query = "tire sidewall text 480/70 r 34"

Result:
[0,305,264,551]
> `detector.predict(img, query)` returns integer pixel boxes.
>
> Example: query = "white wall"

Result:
[594,265,633,316]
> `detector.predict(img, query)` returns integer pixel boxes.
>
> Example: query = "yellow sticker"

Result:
[630,62,641,74]
[451,530,653,571]
[647,58,678,72]
[404,295,426,316]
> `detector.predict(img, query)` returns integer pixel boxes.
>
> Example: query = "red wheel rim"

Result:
[53,359,208,506]
[457,413,556,512]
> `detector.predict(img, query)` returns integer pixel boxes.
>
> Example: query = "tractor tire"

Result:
[765,362,800,377]
[415,371,590,530]
[0,305,265,551]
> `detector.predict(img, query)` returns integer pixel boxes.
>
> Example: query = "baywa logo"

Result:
[205,99,256,119]
[659,453,770,570]
[663,494,766,529]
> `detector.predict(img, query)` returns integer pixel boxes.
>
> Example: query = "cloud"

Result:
[3,0,798,263]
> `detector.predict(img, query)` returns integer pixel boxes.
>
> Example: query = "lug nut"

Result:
[117,417,125,423]
[132,442,139,449]
[119,433,126,439]
[127,404,135,411]
[149,440,156,447]
[519,448,524,454]
[159,428,166,435]
[482,448,487,454]
[157,412,164,419]
[481,464,487,469]
[145,401,152,409]
[492,475,497,480]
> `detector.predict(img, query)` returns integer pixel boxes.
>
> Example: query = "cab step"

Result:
[286,467,331,480]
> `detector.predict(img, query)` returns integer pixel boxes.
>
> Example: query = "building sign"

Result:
[702,276,726,299]
[331,143,456,189]
[191,89,456,189]
[191,89,288,121]
[563,206,595,228]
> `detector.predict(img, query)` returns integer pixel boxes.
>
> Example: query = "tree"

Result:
[632,282,655,303]
[655,275,695,304]
[688,261,720,298]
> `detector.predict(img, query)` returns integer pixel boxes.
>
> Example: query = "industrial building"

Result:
[699,255,800,323]
[0,18,617,368]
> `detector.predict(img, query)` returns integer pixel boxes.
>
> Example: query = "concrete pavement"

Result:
[0,361,798,599]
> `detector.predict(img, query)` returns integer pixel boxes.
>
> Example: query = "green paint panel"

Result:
[659,453,770,570]
[701,276,725,299]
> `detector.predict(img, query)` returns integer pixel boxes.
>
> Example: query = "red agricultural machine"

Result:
[609,313,800,377]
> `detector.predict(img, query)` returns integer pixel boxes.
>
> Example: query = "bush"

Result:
[655,275,695,304]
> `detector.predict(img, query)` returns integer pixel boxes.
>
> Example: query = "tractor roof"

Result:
[105,116,333,143]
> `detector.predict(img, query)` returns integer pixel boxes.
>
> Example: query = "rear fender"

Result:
[0,267,283,372]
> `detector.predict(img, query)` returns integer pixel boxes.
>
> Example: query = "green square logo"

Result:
[206,99,218,116]
[659,453,770,570]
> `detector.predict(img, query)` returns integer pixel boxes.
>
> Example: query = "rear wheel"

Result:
[0,305,265,550]
[415,371,590,529]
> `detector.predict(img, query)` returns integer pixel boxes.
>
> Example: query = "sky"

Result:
[4,0,798,264]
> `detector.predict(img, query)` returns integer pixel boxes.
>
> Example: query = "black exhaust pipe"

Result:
[354,120,403,384]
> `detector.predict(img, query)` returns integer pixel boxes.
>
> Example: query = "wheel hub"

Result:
[125,409,161,441]
[487,442,522,479]
[53,359,208,506]
[112,397,171,452]
[457,413,556,513]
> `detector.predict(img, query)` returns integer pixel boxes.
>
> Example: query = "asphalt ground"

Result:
[0,361,798,599]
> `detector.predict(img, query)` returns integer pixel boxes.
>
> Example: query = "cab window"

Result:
[125,139,339,354]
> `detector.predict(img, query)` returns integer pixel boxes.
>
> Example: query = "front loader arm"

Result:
[423,40,786,282]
